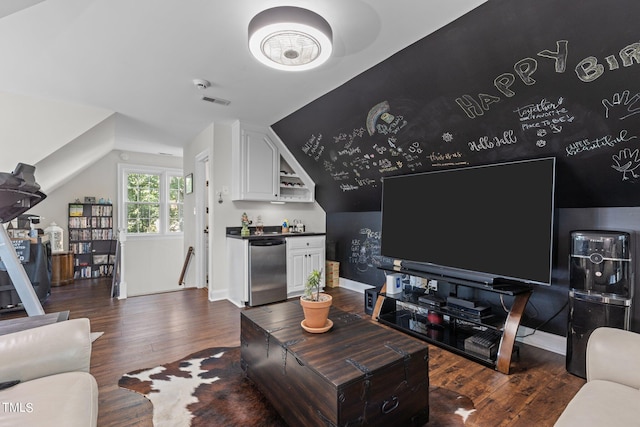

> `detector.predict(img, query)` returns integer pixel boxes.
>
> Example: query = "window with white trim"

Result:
[118,165,184,237]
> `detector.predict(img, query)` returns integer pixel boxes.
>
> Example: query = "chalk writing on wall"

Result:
[612,148,640,180]
[514,97,576,148]
[456,40,640,119]
[300,100,448,195]
[602,90,640,121]
[326,212,390,286]
[468,130,517,152]
[565,130,636,157]
[272,0,640,211]
[349,228,384,273]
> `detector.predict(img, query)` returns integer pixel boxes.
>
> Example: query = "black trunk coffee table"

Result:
[241,301,429,427]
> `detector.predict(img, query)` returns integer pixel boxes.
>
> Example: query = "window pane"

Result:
[127,203,139,221]
[127,219,138,234]
[169,176,184,203]
[122,168,183,236]
[169,175,184,232]
[128,173,160,203]
[127,203,141,233]
[128,174,150,202]
[169,188,177,203]
[127,174,140,202]
[140,175,159,203]
[127,202,160,234]
[150,205,160,228]
[149,175,160,202]
[128,187,138,202]
[169,204,183,232]
[169,176,181,190]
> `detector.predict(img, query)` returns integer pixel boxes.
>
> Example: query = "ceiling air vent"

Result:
[202,96,231,106]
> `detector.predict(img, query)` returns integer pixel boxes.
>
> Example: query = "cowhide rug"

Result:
[118,346,475,427]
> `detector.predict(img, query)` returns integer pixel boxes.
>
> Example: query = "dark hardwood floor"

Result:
[1,279,584,426]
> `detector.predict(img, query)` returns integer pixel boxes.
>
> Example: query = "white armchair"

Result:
[0,318,98,427]
[555,327,640,426]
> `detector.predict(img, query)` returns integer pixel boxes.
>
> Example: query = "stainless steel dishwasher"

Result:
[249,238,287,306]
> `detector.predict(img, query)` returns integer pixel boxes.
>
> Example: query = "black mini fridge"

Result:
[566,230,632,378]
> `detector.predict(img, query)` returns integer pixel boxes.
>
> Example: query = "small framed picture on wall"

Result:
[185,173,193,194]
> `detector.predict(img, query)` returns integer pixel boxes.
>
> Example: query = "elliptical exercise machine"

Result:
[0,163,47,316]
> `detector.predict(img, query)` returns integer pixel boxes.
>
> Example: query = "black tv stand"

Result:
[374,263,532,374]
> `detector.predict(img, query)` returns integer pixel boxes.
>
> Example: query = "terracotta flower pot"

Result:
[300,293,333,329]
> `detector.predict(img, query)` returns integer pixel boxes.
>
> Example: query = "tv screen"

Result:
[381,158,556,286]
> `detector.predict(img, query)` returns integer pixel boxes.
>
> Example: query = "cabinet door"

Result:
[286,236,326,295]
[307,248,325,288]
[233,124,279,201]
[288,249,307,294]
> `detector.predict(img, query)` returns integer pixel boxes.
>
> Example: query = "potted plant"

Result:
[300,269,333,332]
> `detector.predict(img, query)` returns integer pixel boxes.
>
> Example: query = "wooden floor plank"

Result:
[0,279,584,426]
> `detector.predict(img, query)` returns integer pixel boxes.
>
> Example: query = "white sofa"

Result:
[0,318,98,427]
[555,327,640,426]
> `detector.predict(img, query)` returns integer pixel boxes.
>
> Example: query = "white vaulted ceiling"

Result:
[0,0,486,169]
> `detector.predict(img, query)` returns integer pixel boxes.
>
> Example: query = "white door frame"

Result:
[194,149,210,288]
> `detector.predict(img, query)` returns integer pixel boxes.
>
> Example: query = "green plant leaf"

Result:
[304,269,323,301]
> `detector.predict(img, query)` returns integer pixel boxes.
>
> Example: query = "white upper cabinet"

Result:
[232,121,314,202]
[232,122,279,201]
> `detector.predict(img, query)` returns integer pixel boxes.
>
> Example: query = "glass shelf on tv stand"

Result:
[381,290,507,331]
[378,308,499,368]
[374,266,533,374]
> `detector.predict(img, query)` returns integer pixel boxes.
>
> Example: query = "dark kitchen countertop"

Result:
[226,226,325,240]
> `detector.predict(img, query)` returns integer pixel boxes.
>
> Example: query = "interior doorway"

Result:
[195,150,210,288]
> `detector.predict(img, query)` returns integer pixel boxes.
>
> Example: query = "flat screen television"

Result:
[381,157,556,286]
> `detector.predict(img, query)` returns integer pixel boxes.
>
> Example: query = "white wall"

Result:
[33,150,183,296]
[182,124,214,287]
[32,151,120,237]
[0,91,113,172]
[35,115,116,194]
[123,236,183,296]
[184,122,327,302]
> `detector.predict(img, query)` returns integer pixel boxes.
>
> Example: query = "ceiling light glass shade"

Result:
[248,6,333,71]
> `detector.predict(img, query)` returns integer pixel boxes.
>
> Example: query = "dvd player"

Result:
[418,294,445,307]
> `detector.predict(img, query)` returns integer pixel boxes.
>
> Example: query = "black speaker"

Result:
[364,288,378,315]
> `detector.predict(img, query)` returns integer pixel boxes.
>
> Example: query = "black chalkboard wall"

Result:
[272,0,640,212]
[326,212,393,288]
[271,0,640,335]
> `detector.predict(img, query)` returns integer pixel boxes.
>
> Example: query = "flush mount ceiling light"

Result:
[248,6,332,71]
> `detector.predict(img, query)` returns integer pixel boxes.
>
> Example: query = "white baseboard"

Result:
[338,277,374,293]
[516,326,566,355]
[336,277,567,356]
[210,289,244,307]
